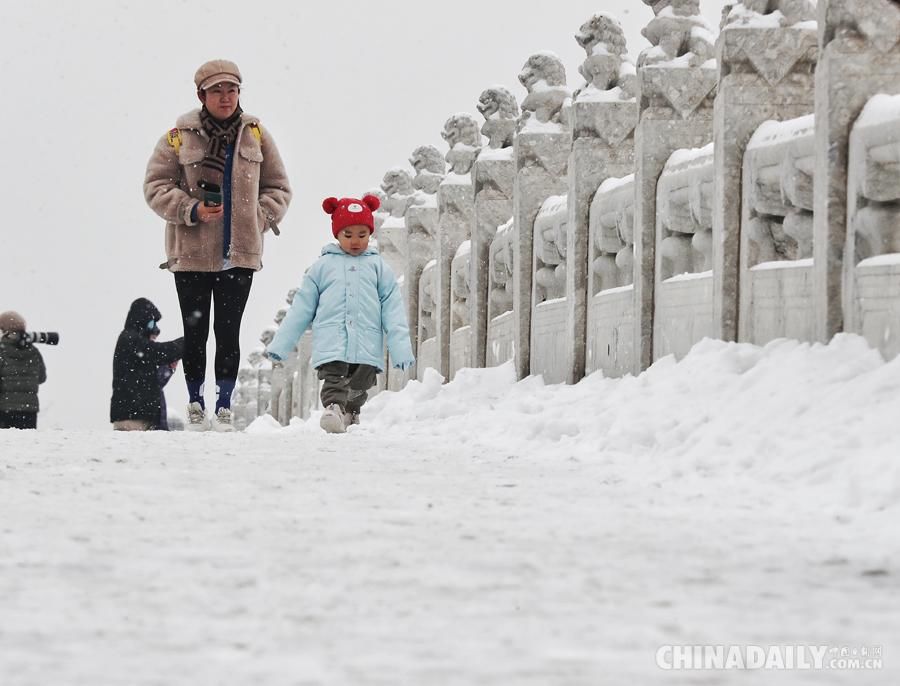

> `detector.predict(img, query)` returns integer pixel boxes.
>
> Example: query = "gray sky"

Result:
[0,0,723,428]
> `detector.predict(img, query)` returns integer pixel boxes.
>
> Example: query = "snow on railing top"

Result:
[747,114,816,151]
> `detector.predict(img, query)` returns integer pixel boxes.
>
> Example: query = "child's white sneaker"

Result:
[212,407,235,432]
[320,404,347,434]
[185,402,210,432]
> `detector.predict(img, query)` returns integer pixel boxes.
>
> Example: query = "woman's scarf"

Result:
[198,105,244,186]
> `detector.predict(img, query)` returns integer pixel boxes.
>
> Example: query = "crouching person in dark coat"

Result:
[0,311,47,430]
[111,298,183,431]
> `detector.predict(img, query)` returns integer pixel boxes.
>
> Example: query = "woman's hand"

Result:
[196,203,224,223]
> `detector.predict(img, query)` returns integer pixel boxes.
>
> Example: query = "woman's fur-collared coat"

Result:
[144,110,292,272]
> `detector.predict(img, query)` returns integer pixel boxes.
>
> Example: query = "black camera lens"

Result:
[19,331,60,346]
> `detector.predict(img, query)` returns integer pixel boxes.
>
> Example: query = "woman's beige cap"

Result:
[194,59,242,90]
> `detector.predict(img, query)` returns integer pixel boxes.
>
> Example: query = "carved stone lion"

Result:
[477,87,519,149]
[381,168,414,197]
[640,0,716,66]
[441,113,482,174]
[380,169,415,219]
[518,52,569,125]
[576,13,628,56]
[410,145,446,176]
[575,13,631,91]
[477,86,520,120]
[519,52,567,91]
[409,145,446,194]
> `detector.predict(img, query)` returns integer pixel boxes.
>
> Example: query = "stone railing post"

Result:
[405,147,445,378]
[473,87,518,368]
[513,52,572,379]
[231,365,256,431]
[436,114,482,379]
[565,13,638,384]
[714,0,817,343]
[634,0,717,372]
[814,0,900,341]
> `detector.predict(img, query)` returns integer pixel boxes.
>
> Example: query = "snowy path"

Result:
[1,429,896,685]
[2,338,899,685]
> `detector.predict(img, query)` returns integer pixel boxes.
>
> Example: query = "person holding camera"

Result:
[110,298,184,431]
[0,311,47,430]
[144,59,291,432]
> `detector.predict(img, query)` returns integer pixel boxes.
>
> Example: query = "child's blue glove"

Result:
[265,350,283,361]
[394,359,415,371]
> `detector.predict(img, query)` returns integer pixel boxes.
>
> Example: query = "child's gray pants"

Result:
[317,361,378,413]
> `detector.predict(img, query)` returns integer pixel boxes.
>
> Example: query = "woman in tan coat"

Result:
[144,59,291,431]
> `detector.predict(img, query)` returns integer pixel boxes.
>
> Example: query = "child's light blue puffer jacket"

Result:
[267,243,415,371]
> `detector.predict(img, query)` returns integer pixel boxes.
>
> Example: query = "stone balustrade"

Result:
[487,218,516,367]
[740,115,817,344]
[417,259,439,379]
[586,172,637,378]
[653,144,715,360]
[530,195,569,382]
[449,240,473,377]
[235,1,900,427]
[844,94,900,359]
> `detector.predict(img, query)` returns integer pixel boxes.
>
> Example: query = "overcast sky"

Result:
[0,0,723,429]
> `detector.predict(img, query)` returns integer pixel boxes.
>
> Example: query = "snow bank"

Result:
[364,334,900,511]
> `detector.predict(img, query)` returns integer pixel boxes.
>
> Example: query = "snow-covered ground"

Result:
[1,335,898,685]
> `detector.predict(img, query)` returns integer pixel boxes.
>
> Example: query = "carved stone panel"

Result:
[813,0,900,341]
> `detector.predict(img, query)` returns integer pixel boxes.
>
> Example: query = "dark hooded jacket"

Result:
[110,298,183,425]
[0,333,47,413]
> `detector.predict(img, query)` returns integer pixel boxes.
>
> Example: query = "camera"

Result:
[17,331,60,347]
[199,180,222,207]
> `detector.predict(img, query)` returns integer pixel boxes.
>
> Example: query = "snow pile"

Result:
[363,334,900,510]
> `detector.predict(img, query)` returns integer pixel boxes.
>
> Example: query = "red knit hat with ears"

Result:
[322,195,381,237]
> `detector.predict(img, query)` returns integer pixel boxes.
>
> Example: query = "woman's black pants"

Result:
[174,268,254,384]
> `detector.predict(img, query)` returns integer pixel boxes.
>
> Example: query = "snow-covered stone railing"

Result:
[653,144,715,360]
[437,114,481,380]
[740,115,816,344]
[565,12,638,383]
[512,51,571,380]
[530,195,568,383]
[472,87,517,370]
[449,240,472,378]
[844,94,900,360]
[587,174,635,377]
[814,0,900,341]
[633,0,717,372]
[233,1,900,428]
[486,218,516,368]
[417,259,439,379]
[713,0,817,343]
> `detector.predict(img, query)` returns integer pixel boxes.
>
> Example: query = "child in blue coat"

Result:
[266,194,415,433]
